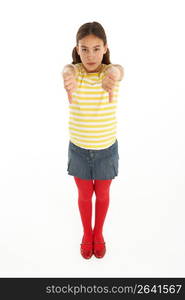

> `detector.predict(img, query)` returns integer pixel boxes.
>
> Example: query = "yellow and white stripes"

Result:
[68,63,119,149]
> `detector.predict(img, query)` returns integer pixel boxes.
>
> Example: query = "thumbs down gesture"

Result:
[102,65,123,102]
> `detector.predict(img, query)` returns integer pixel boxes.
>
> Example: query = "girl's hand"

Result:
[62,65,77,103]
[102,66,120,103]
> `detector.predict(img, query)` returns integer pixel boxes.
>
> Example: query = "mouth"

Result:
[87,63,96,65]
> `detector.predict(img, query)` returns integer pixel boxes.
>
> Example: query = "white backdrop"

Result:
[0,0,185,277]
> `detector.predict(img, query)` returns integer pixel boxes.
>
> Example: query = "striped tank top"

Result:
[68,63,119,150]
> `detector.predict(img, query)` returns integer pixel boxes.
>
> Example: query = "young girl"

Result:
[62,21,124,259]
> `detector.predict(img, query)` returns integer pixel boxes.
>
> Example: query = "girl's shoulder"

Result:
[73,63,83,76]
[101,64,112,79]
[102,64,112,72]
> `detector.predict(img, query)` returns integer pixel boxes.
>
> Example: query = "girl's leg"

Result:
[93,179,112,243]
[74,176,94,243]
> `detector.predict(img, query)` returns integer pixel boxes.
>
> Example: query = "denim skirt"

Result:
[67,139,119,180]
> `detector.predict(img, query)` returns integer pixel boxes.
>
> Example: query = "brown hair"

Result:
[72,21,111,65]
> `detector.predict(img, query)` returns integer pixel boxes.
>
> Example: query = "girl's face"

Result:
[76,34,108,73]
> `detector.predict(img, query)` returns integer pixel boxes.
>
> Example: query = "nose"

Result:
[87,50,95,58]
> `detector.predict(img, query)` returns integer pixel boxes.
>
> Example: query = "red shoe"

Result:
[93,242,106,258]
[80,242,93,259]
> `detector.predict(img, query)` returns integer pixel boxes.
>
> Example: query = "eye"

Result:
[95,48,100,51]
[82,49,87,52]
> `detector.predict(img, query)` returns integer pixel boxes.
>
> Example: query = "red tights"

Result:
[74,176,112,244]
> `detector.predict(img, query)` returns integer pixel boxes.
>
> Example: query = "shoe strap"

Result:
[81,242,92,245]
[93,242,105,245]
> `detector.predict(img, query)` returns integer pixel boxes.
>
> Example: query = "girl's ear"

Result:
[104,44,108,54]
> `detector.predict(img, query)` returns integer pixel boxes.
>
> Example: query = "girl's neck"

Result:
[81,63,103,74]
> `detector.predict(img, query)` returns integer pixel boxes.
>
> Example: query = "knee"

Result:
[78,189,94,201]
[95,189,110,201]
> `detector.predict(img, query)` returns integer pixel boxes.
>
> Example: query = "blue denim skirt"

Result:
[67,139,119,180]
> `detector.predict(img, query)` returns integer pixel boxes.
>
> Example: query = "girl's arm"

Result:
[111,64,124,81]
[62,64,79,104]
[62,64,79,77]
[102,64,124,102]
[104,64,124,81]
